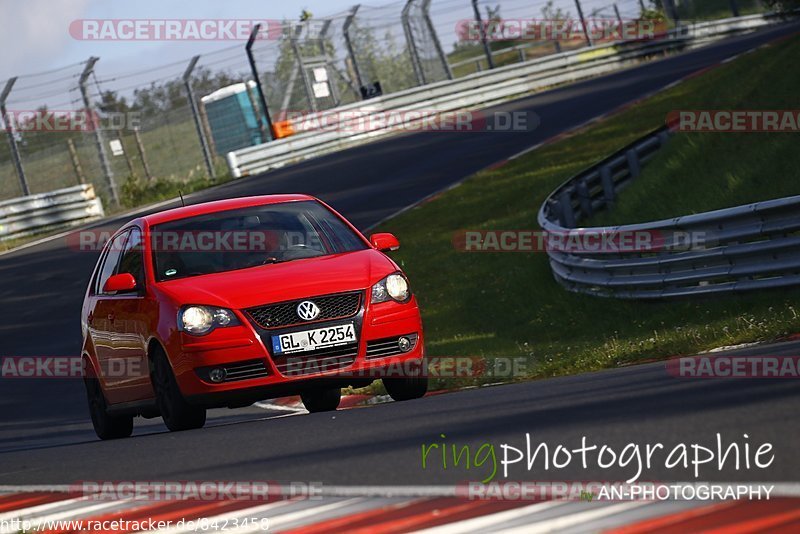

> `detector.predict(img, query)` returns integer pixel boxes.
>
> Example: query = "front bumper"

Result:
[173,293,424,407]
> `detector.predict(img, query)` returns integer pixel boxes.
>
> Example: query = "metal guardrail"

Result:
[227,12,793,178]
[0,184,105,242]
[537,127,800,299]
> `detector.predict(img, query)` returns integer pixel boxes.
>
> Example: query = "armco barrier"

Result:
[0,184,105,242]
[537,127,800,299]
[227,12,795,178]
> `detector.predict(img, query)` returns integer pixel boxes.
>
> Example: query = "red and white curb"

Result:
[1,487,800,533]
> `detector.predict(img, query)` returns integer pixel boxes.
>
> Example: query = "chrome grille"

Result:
[366,334,419,359]
[275,343,358,376]
[246,292,362,329]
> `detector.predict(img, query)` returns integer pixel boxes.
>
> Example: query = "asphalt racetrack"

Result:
[0,22,798,485]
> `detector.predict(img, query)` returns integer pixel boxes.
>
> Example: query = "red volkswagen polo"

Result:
[81,195,427,439]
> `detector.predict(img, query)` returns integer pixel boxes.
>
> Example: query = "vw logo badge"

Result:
[297,301,320,321]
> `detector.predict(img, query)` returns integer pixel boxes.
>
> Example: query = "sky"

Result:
[0,0,640,108]
[0,0,360,81]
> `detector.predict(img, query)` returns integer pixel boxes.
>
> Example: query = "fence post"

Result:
[183,55,216,180]
[729,0,740,17]
[66,138,85,185]
[402,0,426,85]
[661,0,679,25]
[245,24,274,140]
[79,57,119,206]
[133,127,153,181]
[471,0,495,69]
[344,5,364,91]
[243,79,267,144]
[318,19,341,106]
[0,77,29,196]
[120,137,135,178]
[574,0,594,47]
[290,25,317,113]
[422,0,453,80]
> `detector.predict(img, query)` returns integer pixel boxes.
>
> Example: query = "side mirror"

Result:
[370,233,400,252]
[104,273,138,293]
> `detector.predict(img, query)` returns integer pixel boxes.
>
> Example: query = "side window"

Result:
[118,228,145,290]
[96,231,129,295]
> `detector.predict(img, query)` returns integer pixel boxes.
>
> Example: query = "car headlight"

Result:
[372,273,411,303]
[179,305,240,336]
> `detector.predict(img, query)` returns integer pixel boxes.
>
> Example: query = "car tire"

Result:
[384,375,428,402]
[85,377,134,440]
[300,387,342,413]
[150,347,207,432]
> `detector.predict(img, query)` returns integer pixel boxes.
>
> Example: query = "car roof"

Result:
[140,194,317,227]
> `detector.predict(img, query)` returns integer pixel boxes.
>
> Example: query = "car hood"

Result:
[156,248,397,310]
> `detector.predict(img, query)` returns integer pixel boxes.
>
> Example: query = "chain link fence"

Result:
[0,0,763,211]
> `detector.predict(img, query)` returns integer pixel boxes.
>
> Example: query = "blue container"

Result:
[201,82,267,156]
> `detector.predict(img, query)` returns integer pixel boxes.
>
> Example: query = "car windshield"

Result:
[152,200,368,281]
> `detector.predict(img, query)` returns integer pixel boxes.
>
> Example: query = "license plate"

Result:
[272,323,356,355]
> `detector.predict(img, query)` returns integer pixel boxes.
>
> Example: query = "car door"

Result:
[88,230,129,401]
[110,227,154,402]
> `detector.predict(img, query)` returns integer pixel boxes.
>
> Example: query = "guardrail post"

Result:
[471,0,496,69]
[576,179,593,217]
[402,0,426,85]
[574,0,594,47]
[343,5,364,92]
[626,148,641,178]
[245,24,274,140]
[600,165,615,204]
[657,130,671,147]
[79,57,119,206]
[0,77,29,196]
[422,0,453,80]
[558,190,576,227]
[183,55,216,180]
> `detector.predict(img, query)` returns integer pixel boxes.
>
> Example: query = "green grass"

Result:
[676,0,765,21]
[372,33,800,390]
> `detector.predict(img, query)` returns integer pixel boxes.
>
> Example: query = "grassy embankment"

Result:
[371,32,800,390]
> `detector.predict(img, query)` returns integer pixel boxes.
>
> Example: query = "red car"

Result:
[81,195,427,439]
